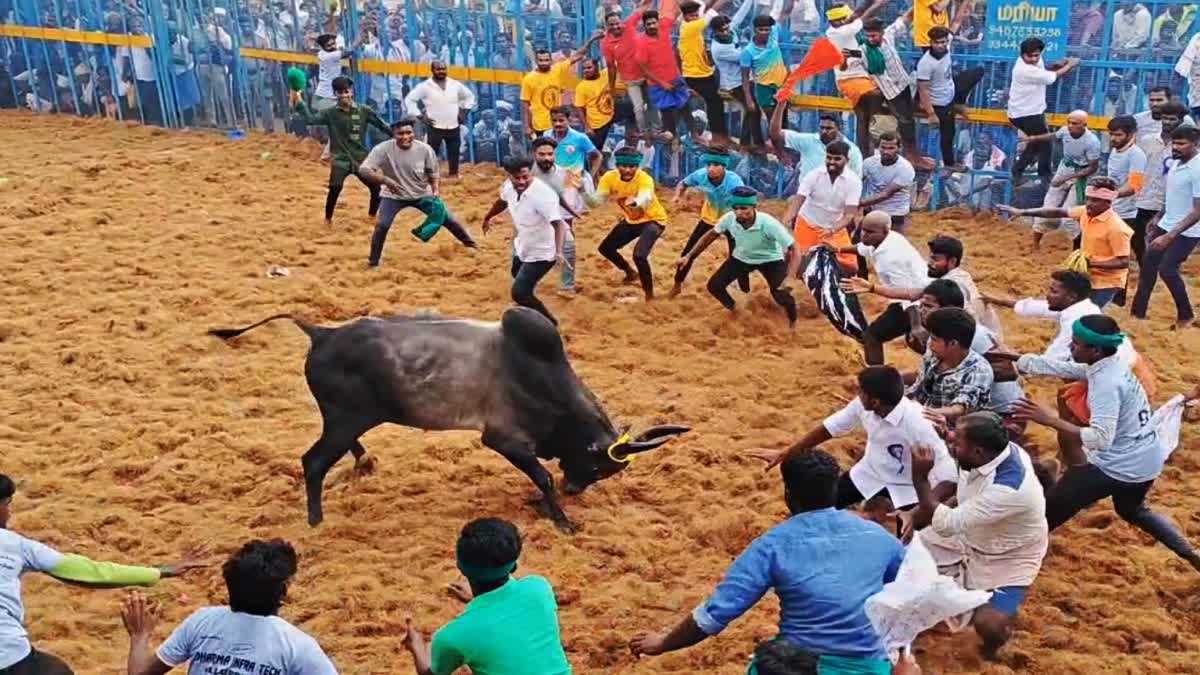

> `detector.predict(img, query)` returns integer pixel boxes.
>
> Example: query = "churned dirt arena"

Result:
[3,111,1200,674]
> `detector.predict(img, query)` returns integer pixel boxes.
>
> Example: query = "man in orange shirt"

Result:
[999,177,1133,308]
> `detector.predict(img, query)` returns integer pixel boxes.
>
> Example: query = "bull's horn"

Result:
[610,425,690,460]
[633,425,691,442]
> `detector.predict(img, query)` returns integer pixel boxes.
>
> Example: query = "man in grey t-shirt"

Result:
[859,132,916,229]
[360,118,476,266]
[1017,110,1101,248]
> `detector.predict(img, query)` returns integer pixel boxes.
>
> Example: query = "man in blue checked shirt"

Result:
[628,449,903,674]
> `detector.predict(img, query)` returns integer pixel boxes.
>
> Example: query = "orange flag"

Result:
[775,37,844,103]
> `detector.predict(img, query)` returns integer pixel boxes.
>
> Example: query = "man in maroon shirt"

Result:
[601,0,655,135]
[636,8,688,141]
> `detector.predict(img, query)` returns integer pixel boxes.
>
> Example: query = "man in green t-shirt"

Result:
[294,75,391,226]
[401,518,571,675]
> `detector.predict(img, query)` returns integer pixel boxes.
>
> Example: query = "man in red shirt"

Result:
[601,0,655,136]
[636,8,689,142]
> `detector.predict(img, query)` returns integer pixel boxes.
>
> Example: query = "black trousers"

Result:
[853,89,886,157]
[326,164,382,221]
[510,257,557,325]
[887,88,918,152]
[932,67,985,165]
[1047,463,1197,564]
[1129,208,1158,265]
[598,220,664,298]
[427,126,462,176]
[707,257,797,323]
[1010,114,1054,179]
[685,73,727,136]
[674,221,748,291]
[728,87,764,146]
[0,648,74,675]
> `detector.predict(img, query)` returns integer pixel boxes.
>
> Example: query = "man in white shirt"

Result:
[1133,99,1190,264]
[481,156,571,325]
[1113,3,1152,50]
[751,365,958,525]
[828,210,926,365]
[1176,31,1200,115]
[405,61,476,179]
[122,539,339,675]
[1007,37,1080,184]
[782,140,862,274]
[114,16,162,126]
[910,413,1048,660]
[824,0,889,156]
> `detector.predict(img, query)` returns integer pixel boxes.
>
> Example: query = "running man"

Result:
[360,118,477,267]
[1,473,206,674]
[1132,100,1188,264]
[677,186,800,326]
[482,156,571,325]
[531,137,582,295]
[293,76,390,226]
[587,146,669,300]
[999,177,1133,308]
[1016,110,1101,249]
[544,106,602,216]
[781,140,862,272]
[670,146,748,297]
[907,307,995,424]
[1005,315,1200,571]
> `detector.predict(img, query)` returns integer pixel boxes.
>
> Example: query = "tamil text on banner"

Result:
[983,0,1070,63]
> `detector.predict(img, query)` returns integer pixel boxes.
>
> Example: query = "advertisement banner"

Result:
[983,0,1071,63]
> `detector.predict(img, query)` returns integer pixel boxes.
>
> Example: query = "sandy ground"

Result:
[2,111,1200,674]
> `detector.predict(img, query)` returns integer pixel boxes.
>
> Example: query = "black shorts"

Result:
[0,648,73,675]
[866,302,911,343]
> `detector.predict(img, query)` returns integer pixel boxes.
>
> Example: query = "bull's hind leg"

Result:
[481,428,577,534]
[302,420,377,526]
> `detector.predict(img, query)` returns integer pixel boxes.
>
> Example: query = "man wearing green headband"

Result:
[670,147,750,297]
[589,146,670,300]
[676,187,800,326]
[1005,315,1200,571]
[402,519,571,675]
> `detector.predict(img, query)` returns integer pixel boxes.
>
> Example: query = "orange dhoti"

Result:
[1059,354,1158,422]
[836,76,879,109]
[794,215,857,269]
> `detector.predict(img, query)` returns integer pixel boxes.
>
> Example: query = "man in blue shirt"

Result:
[1008,315,1200,571]
[670,146,748,297]
[628,448,903,671]
[1131,124,1200,329]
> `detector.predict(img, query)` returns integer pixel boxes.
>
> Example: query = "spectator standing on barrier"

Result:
[636,8,688,141]
[122,539,338,675]
[629,449,904,673]
[740,2,796,151]
[859,132,916,232]
[916,26,983,172]
[1007,37,1080,185]
[405,61,476,180]
[482,157,572,324]
[1018,111,1101,250]
[1131,124,1200,330]
[771,106,864,178]
[602,0,655,136]
[522,37,597,142]
[575,57,633,151]
[294,76,390,226]
[862,16,928,169]
[0,473,207,675]
[1133,100,1189,264]
[710,0,758,146]
[678,0,731,146]
[824,0,888,157]
[361,118,478,267]
[670,146,749,297]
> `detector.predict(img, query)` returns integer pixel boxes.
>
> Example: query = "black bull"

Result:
[208,307,688,532]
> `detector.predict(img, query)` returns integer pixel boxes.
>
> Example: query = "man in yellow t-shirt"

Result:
[587,147,669,300]
[575,57,633,150]
[913,0,951,49]
[521,34,602,140]
[679,0,731,144]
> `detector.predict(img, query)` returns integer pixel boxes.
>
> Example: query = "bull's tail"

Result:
[207,313,331,343]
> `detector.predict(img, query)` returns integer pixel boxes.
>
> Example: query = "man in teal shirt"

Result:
[401,518,571,675]
[676,187,800,327]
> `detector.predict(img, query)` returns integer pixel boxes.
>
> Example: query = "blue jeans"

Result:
[1090,287,1121,309]
[1131,229,1200,321]
[369,197,475,265]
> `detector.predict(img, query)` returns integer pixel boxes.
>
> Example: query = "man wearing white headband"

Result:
[1013,109,1101,249]
[999,176,1133,308]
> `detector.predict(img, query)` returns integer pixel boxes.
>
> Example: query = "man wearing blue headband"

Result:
[676,186,800,326]
[1004,315,1200,571]
[670,146,749,297]
[401,518,572,674]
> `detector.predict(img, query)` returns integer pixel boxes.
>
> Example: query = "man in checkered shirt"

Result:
[907,307,994,423]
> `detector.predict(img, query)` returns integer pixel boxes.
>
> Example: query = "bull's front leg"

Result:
[481,428,576,534]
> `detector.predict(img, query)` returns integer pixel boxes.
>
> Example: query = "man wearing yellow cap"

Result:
[825,0,890,156]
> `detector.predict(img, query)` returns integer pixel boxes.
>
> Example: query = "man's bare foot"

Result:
[622,271,638,285]
[910,155,936,171]
[1173,319,1195,330]
[324,218,333,227]
[668,283,683,298]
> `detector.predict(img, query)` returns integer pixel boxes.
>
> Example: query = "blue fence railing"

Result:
[2,0,1199,206]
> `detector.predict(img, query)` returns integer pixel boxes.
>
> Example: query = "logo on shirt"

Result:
[887,443,906,473]
[596,90,614,115]
[541,86,562,110]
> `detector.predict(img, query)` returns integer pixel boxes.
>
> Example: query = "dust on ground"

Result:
[2,112,1199,674]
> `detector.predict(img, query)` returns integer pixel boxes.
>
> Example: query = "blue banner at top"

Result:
[983,0,1071,63]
